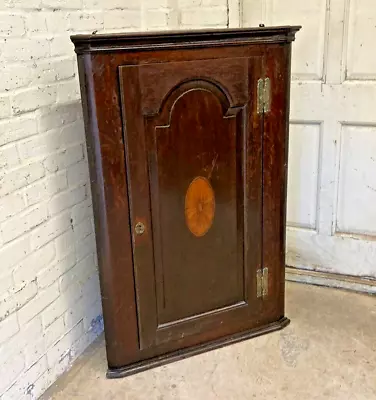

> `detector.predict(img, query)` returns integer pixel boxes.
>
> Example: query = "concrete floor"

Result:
[42,282,376,400]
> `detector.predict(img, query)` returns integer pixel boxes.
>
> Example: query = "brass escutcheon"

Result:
[135,222,145,236]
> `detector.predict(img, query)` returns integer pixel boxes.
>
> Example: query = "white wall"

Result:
[0,1,228,399]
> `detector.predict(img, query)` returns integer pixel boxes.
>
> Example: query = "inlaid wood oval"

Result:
[185,176,215,237]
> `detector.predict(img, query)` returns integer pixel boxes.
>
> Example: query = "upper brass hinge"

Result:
[256,267,269,298]
[257,77,271,114]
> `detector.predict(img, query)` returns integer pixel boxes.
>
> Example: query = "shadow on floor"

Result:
[41,282,376,400]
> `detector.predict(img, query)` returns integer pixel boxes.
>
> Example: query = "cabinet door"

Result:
[120,56,264,350]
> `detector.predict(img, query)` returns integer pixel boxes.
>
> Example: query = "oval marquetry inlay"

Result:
[185,176,215,237]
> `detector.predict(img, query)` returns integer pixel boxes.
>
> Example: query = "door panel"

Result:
[120,57,263,349]
[150,86,244,324]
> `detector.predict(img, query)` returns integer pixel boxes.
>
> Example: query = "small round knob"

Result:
[259,23,265,27]
[135,222,145,236]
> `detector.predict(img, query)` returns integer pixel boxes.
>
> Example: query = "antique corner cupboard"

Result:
[71,26,301,378]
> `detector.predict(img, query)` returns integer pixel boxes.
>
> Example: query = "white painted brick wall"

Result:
[0,0,229,399]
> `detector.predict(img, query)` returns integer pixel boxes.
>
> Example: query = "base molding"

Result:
[286,267,376,295]
[107,317,290,379]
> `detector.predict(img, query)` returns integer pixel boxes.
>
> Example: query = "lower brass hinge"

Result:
[256,267,269,298]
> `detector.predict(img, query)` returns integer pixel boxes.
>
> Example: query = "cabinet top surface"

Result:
[71,26,301,54]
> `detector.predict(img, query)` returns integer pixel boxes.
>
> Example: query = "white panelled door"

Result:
[241,0,376,278]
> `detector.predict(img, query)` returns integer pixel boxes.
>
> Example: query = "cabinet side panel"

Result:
[77,54,139,367]
[262,44,292,320]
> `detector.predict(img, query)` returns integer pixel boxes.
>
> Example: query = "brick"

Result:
[24,12,47,35]
[178,0,201,7]
[56,79,80,103]
[65,293,101,331]
[0,236,30,275]
[22,316,64,370]
[0,63,33,91]
[104,10,140,29]
[0,95,11,119]
[46,320,83,367]
[68,12,104,32]
[49,34,74,57]
[0,161,45,197]
[54,228,74,260]
[0,13,25,37]
[0,144,20,169]
[71,197,92,225]
[59,119,85,144]
[42,0,82,9]
[202,0,226,5]
[1,204,49,243]
[81,272,100,301]
[180,7,227,26]
[2,38,50,62]
[25,171,68,207]
[0,116,38,147]
[41,280,81,327]
[18,129,61,160]
[12,85,57,115]
[70,326,99,361]
[22,368,55,400]
[1,356,48,400]
[43,268,99,331]
[0,272,13,296]
[145,9,177,28]
[0,192,25,223]
[83,299,102,332]
[73,217,93,242]
[43,351,71,392]
[59,253,96,292]
[3,316,42,356]
[146,0,172,6]
[83,0,140,9]
[5,0,42,8]
[44,11,69,34]
[48,185,86,216]
[1,316,42,367]
[67,160,89,187]
[0,281,38,322]
[30,210,71,249]
[37,251,76,288]
[13,242,55,285]
[43,144,84,173]
[37,103,82,133]
[43,315,65,348]
[24,336,45,369]
[17,282,59,325]
[75,232,96,261]
[32,57,75,85]
[0,349,24,394]
[64,296,87,330]
[0,313,19,345]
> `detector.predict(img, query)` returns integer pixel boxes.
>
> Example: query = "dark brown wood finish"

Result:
[72,26,300,376]
[262,44,292,322]
[120,56,265,351]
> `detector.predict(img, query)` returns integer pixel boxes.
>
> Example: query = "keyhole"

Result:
[135,222,145,236]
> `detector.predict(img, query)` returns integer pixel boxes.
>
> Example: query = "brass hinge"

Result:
[257,77,271,114]
[256,267,269,298]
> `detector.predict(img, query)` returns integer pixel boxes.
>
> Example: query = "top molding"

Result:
[71,26,301,55]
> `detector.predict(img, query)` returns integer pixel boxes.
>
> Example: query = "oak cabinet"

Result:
[72,25,300,377]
